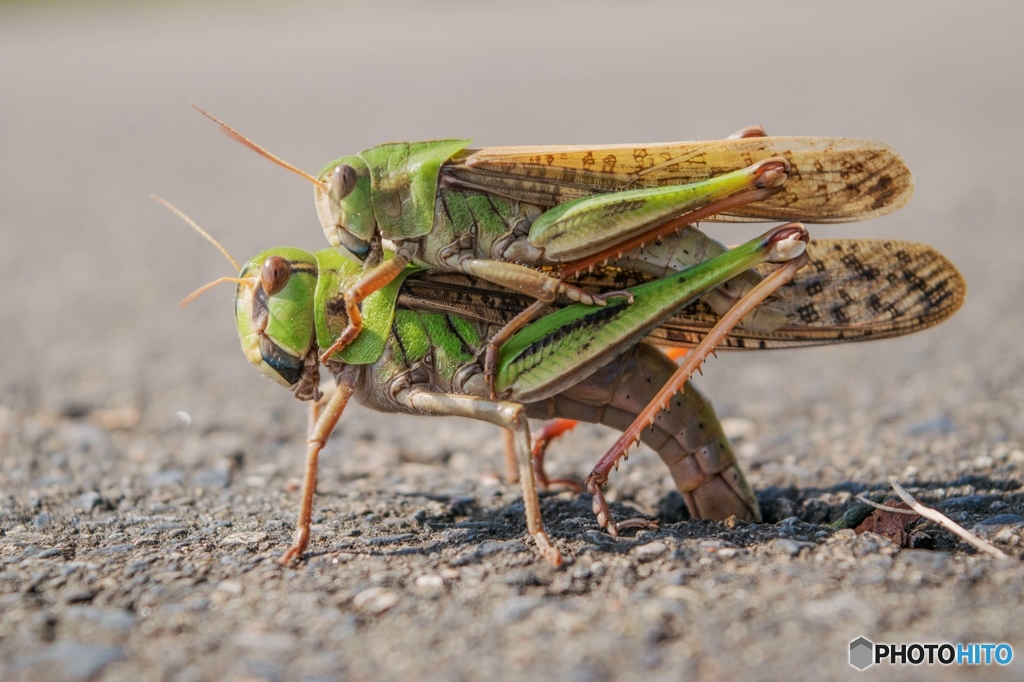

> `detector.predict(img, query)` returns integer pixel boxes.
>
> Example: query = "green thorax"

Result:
[357,139,472,240]
[313,248,424,364]
[389,310,484,384]
[432,185,538,259]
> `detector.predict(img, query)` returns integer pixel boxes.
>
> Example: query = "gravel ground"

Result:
[2,2,1024,680]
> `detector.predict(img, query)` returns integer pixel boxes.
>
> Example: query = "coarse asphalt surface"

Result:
[1,2,1023,680]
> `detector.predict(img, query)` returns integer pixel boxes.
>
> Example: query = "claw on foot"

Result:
[561,285,633,307]
[588,477,619,537]
[540,477,584,493]
[484,346,500,400]
[587,476,656,536]
[534,532,562,567]
[616,518,659,532]
[278,545,303,566]
[595,289,634,305]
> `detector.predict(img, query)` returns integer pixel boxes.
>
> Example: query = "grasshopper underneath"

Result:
[164,182,963,566]
[168,196,811,565]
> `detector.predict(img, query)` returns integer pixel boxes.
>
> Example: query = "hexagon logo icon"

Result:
[850,637,874,670]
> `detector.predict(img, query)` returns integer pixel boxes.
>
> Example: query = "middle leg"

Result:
[396,388,561,566]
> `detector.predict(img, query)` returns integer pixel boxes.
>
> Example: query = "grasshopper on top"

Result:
[193,106,913,370]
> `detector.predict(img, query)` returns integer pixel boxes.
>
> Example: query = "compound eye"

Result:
[329,164,358,200]
[260,256,291,296]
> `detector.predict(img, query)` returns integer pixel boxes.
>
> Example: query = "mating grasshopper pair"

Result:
[173,115,964,566]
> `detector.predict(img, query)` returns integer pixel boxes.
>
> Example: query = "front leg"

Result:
[318,255,410,363]
[280,368,357,565]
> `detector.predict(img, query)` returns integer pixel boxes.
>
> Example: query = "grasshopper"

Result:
[160,165,965,558]
[165,182,964,566]
[166,187,812,565]
[192,108,913,383]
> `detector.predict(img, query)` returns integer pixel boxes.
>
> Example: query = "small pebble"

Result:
[64,607,136,635]
[494,596,542,624]
[905,415,954,436]
[974,514,1024,528]
[352,587,399,615]
[361,533,415,547]
[192,467,231,490]
[769,538,814,557]
[64,590,97,604]
[721,417,756,441]
[450,540,528,566]
[415,575,444,589]
[232,631,297,652]
[88,407,140,430]
[633,541,668,560]
[699,540,733,553]
[215,580,243,595]
[738,442,759,459]
[572,564,591,580]
[147,471,185,488]
[221,532,267,547]
[939,495,988,511]
[502,570,545,587]
[10,643,124,682]
[73,491,101,512]
[899,550,951,570]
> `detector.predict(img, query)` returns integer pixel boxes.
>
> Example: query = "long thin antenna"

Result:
[179,277,249,308]
[151,194,241,271]
[189,103,326,190]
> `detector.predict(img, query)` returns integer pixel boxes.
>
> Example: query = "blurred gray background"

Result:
[2,0,1020,425]
[1,2,1023,681]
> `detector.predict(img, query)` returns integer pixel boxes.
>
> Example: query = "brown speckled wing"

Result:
[399,239,964,350]
[444,137,913,224]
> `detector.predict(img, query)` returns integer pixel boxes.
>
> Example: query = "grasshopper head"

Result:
[315,155,375,261]
[235,247,322,400]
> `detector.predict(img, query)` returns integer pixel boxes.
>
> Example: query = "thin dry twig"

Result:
[855,494,920,515]
[888,480,1011,561]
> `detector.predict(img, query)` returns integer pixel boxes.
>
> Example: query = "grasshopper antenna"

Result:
[190,103,327,191]
[150,194,253,307]
[151,194,241,271]
[178,276,249,308]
